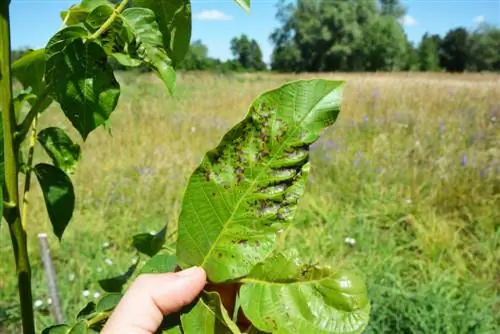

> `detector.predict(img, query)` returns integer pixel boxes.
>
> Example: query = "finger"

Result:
[101,266,206,334]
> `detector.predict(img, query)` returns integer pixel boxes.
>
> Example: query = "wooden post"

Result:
[38,233,65,324]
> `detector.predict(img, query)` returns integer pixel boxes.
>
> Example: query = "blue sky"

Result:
[9,0,500,64]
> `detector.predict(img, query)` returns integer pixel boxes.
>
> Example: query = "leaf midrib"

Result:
[199,83,337,269]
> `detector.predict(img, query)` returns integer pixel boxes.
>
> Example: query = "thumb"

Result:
[101,266,206,334]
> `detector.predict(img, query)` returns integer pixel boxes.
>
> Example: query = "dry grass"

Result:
[1,71,499,333]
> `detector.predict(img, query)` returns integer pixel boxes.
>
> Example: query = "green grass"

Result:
[1,71,499,333]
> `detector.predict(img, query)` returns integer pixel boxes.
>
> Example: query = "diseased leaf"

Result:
[38,127,81,174]
[45,28,121,140]
[131,0,192,64]
[176,79,344,283]
[234,0,250,12]
[180,292,241,334]
[41,324,71,334]
[34,163,75,240]
[140,253,177,274]
[12,48,46,94]
[132,225,167,257]
[122,7,176,93]
[239,252,370,334]
[98,261,138,293]
[96,293,122,312]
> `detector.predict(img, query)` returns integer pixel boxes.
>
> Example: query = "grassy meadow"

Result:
[1,71,499,333]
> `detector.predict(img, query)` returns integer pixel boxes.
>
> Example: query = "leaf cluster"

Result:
[5,0,370,333]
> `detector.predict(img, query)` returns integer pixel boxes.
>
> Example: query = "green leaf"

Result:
[239,252,370,334]
[68,320,88,334]
[34,163,75,240]
[131,0,192,64]
[42,324,71,334]
[60,6,90,25]
[234,0,250,12]
[180,292,241,334]
[45,28,121,140]
[140,253,177,274]
[98,261,138,293]
[122,7,176,94]
[38,127,81,175]
[12,48,46,94]
[176,79,344,283]
[132,225,167,257]
[96,293,122,312]
[76,301,96,320]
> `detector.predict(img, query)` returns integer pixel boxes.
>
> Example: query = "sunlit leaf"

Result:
[12,48,46,94]
[140,253,177,274]
[45,28,121,140]
[122,7,176,93]
[98,261,138,292]
[132,225,167,257]
[180,292,241,334]
[60,6,90,25]
[234,0,250,12]
[176,79,344,282]
[239,251,370,334]
[38,127,81,174]
[34,163,75,240]
[131,0,192,64]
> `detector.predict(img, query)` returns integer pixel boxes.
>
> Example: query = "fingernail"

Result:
[176,266,205,278]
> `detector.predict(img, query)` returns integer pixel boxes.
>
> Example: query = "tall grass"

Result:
[1,72,498,333]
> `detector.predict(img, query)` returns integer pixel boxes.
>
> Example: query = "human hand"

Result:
[101,266,206,334]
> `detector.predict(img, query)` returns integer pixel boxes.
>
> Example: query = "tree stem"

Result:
[1,1,35,333]
[21,114,39,228]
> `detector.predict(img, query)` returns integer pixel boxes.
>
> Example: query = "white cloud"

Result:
[194,10,232,21]
[400,15,417,27]
[473,15,485,24]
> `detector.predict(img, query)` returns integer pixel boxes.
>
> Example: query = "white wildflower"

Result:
[191,126,196,133]
[405,199,412,205]
[34,300,43,308]
[344,237,356,245]
[68,273,75,282]
[102,241,111,249]
[93,292,101,299]
[104,258,113,266]
[82,290,90,298]
[47,298,52,305]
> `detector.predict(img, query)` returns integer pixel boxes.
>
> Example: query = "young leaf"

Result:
[238,252,370,334]
[60,6,91,25]
[176,79,344,283]
[68,320,88,334]
[139,253,177,274]
[34,163,75,240]
[122,8,176,93]
[180,292,241,334]
[41,324,71,334]
[98,261,138,293]
[76,301,96,320]
[131,0,192,64]
[132,225,167,257]
[96,293,122,312]
[12,48,46,94]
[45,32,121,139]
[38,127,81,175]
[234,0,250,12]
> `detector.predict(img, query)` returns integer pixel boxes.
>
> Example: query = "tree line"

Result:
[11,0,500,73]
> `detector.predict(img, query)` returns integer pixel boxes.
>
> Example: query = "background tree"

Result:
[230,34,267,71]
[439,27,470,72]
[417,33,441,71]
[468,23,500,71]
